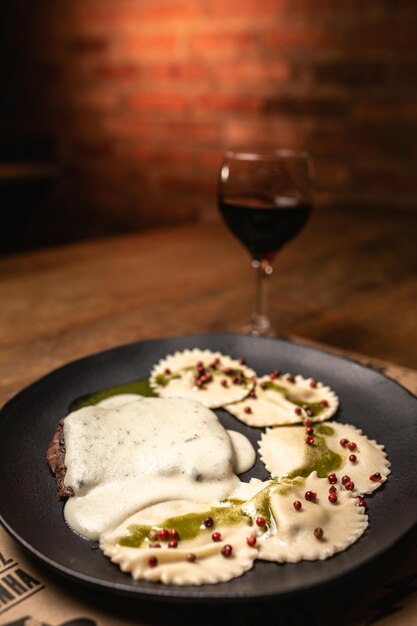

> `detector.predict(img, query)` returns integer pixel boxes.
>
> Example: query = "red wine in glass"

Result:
[219,194,311,262]
[218,150,312,336]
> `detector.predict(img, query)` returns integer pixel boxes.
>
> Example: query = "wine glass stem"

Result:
[251,258,274,336]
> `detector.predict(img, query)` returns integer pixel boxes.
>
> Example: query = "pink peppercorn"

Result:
[314,527,324,540]
[157,529,169,541]
[370,472,382,482]
[221,544,233,558]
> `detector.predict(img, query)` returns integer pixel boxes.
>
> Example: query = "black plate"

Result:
[1,334,417,602]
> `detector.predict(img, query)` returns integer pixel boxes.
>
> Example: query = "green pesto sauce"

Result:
[119,525,150,548]
[286,427,342,480]
[222,497,245,506]
[251,489,272,526]
[270,476,305,496]
[155,365,250,388]
[70,378,156,411]
[263,381,325,416]
[315,424,335,436]
[240,478,304,528]
[118,478,314,548]
[154,372,181,387]
[118,504,248,548]
[155,365,199,387]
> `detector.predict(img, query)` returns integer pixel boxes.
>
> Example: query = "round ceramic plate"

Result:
[0,334,416,602]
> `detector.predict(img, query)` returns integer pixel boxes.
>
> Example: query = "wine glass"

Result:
[218,149,313,337]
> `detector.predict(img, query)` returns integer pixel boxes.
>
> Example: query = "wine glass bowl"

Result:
[218,149,312,336]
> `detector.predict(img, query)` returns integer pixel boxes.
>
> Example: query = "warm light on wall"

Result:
[1,0,417,248]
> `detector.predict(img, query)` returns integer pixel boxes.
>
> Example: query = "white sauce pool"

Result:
[63,395,255,539]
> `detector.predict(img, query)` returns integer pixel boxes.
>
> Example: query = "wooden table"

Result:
[1,207,416,405]
[0,207,417,625]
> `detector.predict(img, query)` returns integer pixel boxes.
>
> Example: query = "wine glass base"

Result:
[241,314,276,338]
[246,327,276,338]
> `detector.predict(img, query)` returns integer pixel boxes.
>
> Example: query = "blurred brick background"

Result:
[1,0,417,249]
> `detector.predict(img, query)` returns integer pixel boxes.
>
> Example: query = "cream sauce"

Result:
[226,430,256,474]
[63,396,255,539]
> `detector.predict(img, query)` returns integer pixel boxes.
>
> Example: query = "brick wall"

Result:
[1,0,417,246]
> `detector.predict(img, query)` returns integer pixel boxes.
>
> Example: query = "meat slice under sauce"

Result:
[46,419,74,499]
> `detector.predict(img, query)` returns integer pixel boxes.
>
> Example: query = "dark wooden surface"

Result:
[1,207,416,405]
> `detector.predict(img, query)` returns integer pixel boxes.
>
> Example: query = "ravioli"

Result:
[225,374,338,426]
[100,474,368,581]
[207,472,368,563]
[100,499,259,585]
[149,349,256,408]
[243,473,368,563]
[259,422,390,494]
